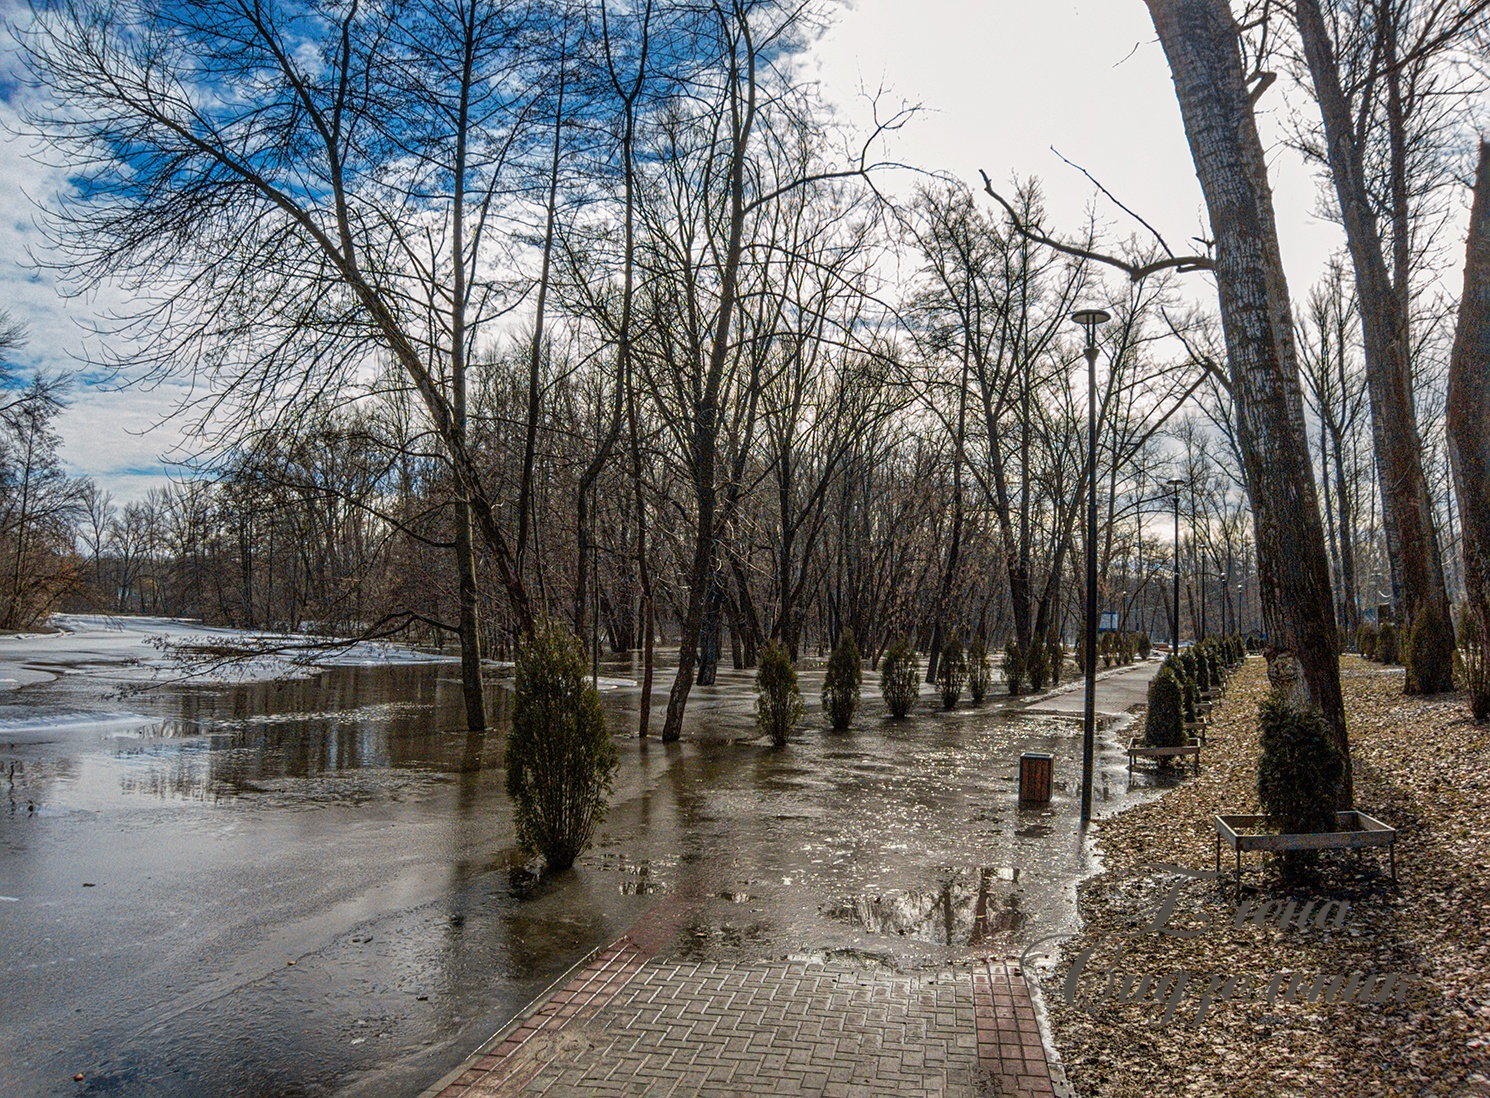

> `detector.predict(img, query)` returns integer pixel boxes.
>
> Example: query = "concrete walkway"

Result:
[1018,659,1162,720]
[423,935,1060,1098]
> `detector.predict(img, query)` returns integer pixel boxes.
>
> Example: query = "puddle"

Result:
[822,866,1028,948]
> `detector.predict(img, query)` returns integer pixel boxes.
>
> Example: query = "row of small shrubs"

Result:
[1003,636,1064,696]
[1143,635,1244,750]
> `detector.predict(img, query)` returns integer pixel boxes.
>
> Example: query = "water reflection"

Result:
[0,654,1155,1098]
[824,867,1026,947]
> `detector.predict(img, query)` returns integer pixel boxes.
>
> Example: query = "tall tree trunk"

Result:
[1331,425,1360,634]
[518,32,568,581]
[927,356,969,683]
[1447,142,1490,695]
[450,0,485,731]
[604,0,652,733]
[1294,0,1455,693]
[660,16,756,742]
[1146,0,1350,801]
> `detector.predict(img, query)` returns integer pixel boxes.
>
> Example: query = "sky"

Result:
[1,0,1365,503]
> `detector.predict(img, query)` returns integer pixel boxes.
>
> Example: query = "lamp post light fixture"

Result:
[1167,477,1185,653]
[1072,307,1110,830]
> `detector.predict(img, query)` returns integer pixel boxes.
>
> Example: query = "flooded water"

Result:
[0,647,1165,1096]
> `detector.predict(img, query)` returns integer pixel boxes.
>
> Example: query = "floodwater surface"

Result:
[1,636,1161,1097]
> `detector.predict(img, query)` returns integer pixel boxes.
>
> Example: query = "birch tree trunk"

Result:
[1146,0,1350,801]
[1294,0,1455,694]
[1447,141,1490,693]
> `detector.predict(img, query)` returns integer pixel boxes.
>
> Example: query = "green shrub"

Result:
[1194,646,1211,693]
[1178,649,1198,686]
[1458,607,1490,722]
[1004,638,1025,696]
[821,629,862,731]
[880,639,919,718]
[1136,632,1152,660]
[937,637,966,709]
[1377,621,1399,664]
[1026,637,1049,692]
[756,639,805,746]
[1046,636,1064,685]
[1356,623,1378,660]
[1099,631,1115,668]
[1144,667,1185,749]
[1256,693,1346,881]
[505,619,618,872]
[967,639,992,702]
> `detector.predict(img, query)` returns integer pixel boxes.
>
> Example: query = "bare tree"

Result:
[1448,141,1490,706]
[1290,0,1471,692]
[1145,0,1350,801]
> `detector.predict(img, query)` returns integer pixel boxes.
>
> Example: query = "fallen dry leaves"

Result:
[1041,655,1490,1098]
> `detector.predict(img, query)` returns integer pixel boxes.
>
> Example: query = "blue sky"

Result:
[1,0,1386,503]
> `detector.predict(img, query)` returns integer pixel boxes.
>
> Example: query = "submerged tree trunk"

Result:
[1448,142,1490,692]
[1293,0,1455,694]
[1146,0,1350,802]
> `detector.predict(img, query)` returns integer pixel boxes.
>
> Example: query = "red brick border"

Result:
[972,963,1057,1098]
[430,937,648,1098]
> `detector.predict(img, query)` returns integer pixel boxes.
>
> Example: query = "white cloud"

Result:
[810,0,1347,298]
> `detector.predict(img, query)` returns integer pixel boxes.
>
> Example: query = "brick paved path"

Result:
[425,938,1060,1098]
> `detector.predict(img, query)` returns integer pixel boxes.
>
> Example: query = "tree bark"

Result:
[1447,141,1490,690]
[1147,0,1350,801]
[1293,0,1455,693]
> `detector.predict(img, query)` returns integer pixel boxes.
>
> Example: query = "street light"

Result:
[1073,306,1109,830]
[1166,478,1185,651]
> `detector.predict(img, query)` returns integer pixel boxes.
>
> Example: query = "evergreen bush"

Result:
[1377,621,1400,664]
[1099,631,1115,668]
[1256,693,1346,881]
[821,629,862,731]
[1137,632,1152,660]
[967,639,992,702]
[1004,638,1025,696]
[756,639,805,746]
[880,639,919,718]
[1047,635,1064,685]
[1356,623,1378,660]
[1458,607,1490,722]
[1026,637,1048,692]
[937,638,966,709]
[505,619,618,872]
[1144,667,1186,750]
[1178,649,1198,685]
[1195,646,1211,693]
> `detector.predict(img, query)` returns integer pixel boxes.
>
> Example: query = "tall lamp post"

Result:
[1167,477,1185,652]
[1073,307,1109,829]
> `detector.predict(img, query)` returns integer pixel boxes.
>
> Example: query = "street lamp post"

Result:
[1167,478,1185,652]
[1073,307,1109,829]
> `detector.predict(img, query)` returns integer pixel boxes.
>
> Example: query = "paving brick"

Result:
[433,954,1055,1098]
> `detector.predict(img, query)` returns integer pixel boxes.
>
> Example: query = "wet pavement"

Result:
[0,626,1167,1096]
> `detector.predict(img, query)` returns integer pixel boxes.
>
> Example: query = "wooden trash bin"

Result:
[1019,752,1053,803]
